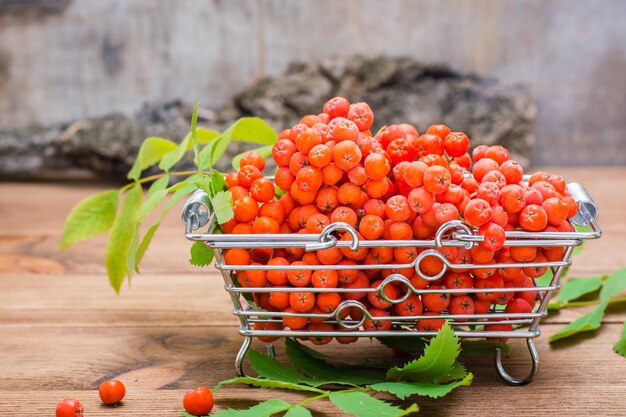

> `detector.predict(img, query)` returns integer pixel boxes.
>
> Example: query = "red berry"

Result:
[183,387,215,416]
[99,380,126,405]
[56,398,84,417]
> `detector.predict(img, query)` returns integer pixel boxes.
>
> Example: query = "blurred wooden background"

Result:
[0,0,625,166]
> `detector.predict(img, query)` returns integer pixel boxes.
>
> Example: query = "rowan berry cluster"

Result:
[221,96,578,344]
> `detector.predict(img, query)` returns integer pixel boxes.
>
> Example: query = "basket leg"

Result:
[494,338,539,386]
[235,336,252,377]
[266,343,275,359]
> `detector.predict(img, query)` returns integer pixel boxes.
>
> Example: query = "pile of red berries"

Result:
[221,96,578,344]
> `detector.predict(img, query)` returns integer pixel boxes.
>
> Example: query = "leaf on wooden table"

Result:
[600,268,626,300]
[329,391,418,417]
[549,300,608,342]
[369,371,473,399]
[614,320,626,358]
[214,376,325,393]
[213,398,291,417]
[284,405,313,417]
[61,189,119,250]
[285,338,386,386]
[246,348,312,385]
[386,323,460,382]
[376,335,426,354]
[189,241,214,267]
[552,276,604,308]
[127,137,177,180]
[105,184,143,293]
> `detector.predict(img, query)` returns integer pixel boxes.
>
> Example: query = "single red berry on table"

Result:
[99,379,126,405]
[56,398,84,417]
[183,387,215,416]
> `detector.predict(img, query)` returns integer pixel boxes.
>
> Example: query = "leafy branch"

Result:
[548,267,626,356]
[198,324,472,417]
[61,104,278,292]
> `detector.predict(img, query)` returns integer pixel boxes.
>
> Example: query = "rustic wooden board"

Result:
[0,171,625,416]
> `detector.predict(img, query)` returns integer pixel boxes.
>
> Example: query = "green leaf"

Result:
[434,361,467,384]
[549,300,608,342]
[133,222,158,273]
[190,103,200,167]
[376,336,426,354]
[61,190,119,250]
[211,171,228,194]
[460,340,512,357]
[285,338,385,386]
[291,339,392,369]
[232,145,274,171]
[387,323,460,382]
[284,405,313,417]
[198,117,278,169]
[535,267,555,287]
[211,190,235,225]
[133,184,198,273]
[189,241,214,267]
[146,175,170,198]
[160,133,191,171]
[247,348,312,385]
[370,372,473,399]
[555,276,604,306]
[600,268,626,300]
[613,320,626,358]
[197,127,221,144]
[127,137,177,180]
[214,376,325,393]
[329,391,418,417]
[213,399,291,417]
[105,184,143,293]
[138,188,169,221]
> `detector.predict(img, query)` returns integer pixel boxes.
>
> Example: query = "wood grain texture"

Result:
[0,171,624,416]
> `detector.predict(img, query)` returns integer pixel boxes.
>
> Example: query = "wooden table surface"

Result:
[1,167,625,416]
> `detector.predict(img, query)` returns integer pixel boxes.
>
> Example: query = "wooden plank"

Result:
[0,324,624,415]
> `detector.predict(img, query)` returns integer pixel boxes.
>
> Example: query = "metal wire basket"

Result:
[181,178,601,385]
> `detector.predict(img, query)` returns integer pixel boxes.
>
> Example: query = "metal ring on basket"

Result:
[379,274,412,304]
[414,249,449,281]
[434,220,475,249]
[335,300,367,329]
[305,222,359,251]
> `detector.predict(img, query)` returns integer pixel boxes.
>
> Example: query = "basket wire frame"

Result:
[182,180,601,385]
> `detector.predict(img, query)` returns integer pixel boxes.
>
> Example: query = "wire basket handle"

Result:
[182,190,212,233]
[567,182,599,226]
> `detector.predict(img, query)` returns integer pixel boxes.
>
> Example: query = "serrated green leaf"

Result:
[549,300,608,342]
[600,268,626,300]
[127,137,177,180]
[387,323,460,382]
[232,145,274,171]
[460,340,511,357]
[214,376,325,393]
[126,222,139,282]
[292,340,392,369]
[190,103,200,167]
[160,133,191,171]
[329,391,418,417]
[134,222,158,273]
[376,336,426,354]
[556,276,604,306]
[198,117,278,170]
[133,184,197,273]
[211,171,228,193]
[370,371,473,399]
[213,398,291,417]
[146,175,170,198]
[247,348,311,384]
[284,405,312,417]
[211,190,235,225]
[434,361,467,383]
[138,188,169,221]
[614,320,626,358]
[61,190,119,250]
[285,338,385,386]
[189,241,214,267]
[105,184,143,293]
